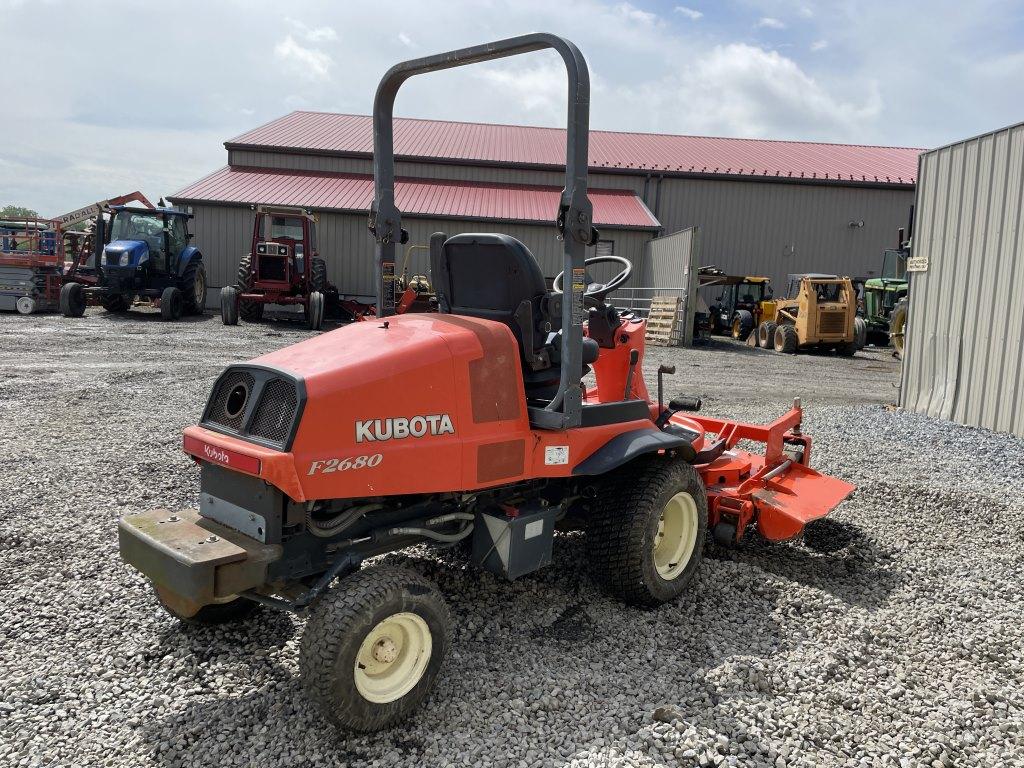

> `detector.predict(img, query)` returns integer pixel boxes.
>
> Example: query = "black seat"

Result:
[431,233,598,397]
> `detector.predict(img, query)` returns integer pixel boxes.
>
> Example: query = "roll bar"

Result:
[370,33,596,430]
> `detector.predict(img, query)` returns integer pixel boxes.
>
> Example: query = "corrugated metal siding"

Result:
[655,176,915,292]
[185,203,652,297]
[900,121,1024,437]
[228,112,921,184]
[227,150,644,190]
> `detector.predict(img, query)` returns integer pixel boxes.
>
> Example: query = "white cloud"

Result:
[757,17,786,29]
[811,39,828,51]
[615,3,658,25]
[285,17,338,42]
[472,61,569,121]
[618,42,882,141]
[398,31,414,47]
[674,6,703,20]
[274,35,333,81]
[799,6,814,18]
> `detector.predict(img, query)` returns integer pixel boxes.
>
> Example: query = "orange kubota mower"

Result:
[119,34,855,732]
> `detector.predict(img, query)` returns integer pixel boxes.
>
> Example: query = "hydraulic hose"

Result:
[306,503,382,538]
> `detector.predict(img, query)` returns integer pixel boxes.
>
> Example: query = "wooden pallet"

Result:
[645,295,682,346]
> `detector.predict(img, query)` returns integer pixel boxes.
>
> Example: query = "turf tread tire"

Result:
[586,457,707,609]
[299,565,450,732]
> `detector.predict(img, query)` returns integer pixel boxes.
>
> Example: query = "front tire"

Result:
[757,320,777,348]
[60,282,86,317]
[306,290,325,330]
[299,565,450,732]
[220,285,239,325]
[853,316,868,349]
[15,296,36,315]
[160,286,183,321]
[586,458,707,608]
[774,323,799,353]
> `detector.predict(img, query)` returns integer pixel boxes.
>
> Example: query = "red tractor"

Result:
[220,205,332,330]
[120,34,855,733]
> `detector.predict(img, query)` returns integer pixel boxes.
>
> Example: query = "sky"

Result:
[2,0,1023,216]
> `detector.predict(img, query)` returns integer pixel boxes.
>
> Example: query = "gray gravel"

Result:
[1,309,1023,768]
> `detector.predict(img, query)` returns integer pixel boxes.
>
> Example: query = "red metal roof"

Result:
[228,112,922,186]
[169,166,660,229]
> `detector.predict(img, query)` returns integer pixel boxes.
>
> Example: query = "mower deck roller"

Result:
[120,32,855,733]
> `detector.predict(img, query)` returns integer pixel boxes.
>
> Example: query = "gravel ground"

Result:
[1,309,1023,768]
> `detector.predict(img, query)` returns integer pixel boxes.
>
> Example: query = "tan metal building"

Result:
[170,112,919,302]
[900,120,1024,437]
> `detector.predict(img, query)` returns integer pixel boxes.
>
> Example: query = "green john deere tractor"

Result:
[862,227,909,354]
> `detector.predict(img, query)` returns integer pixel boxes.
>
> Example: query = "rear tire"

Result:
[60,282,86,317]
[774,323,798,353]
[220,285,239,325]
[890,299,908,355]
[853,316,868,349]
[757,320,777,348]
[586,457,707,608]
[299,565,450,732]
[160,286,183,321]
[312,258,328,292]
[101,293,132,313]
[180,257,207,314]
[307,290,325,330]
[731,310,755,341]
[837,341,857,357]
[237,254,264,322]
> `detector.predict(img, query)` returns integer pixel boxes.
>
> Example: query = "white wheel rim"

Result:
[354,612,432,704]
[653,492,699,580]
[16,296,34,314]
[195,270,205,300]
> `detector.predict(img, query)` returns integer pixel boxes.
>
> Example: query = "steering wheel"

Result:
[552,255,632,306]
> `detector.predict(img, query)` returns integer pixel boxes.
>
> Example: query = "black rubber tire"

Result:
[306,290,325,330]
[220,285,239,325]
[60,282,86,317]
[299,565,451,732]
[757,320,777,349]
[237,254,264,322]
[774,323,799,353]
[853,316,868,349]
[890,298,908,355]
[160,286,183,321]
[586,457,708,608]
[837,341,858,357]
[312,258,328,292]
[156,587,260,626]
[731,309,755,341]
[100,293,132,313]
[179,257,207,314]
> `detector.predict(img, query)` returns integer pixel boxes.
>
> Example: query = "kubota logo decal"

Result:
[204,445,230,465]
[355,414,455,443]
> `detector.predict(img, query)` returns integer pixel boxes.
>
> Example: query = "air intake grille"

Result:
[818,311,847,335]
[249,379,298,443]
[207,370,255,430]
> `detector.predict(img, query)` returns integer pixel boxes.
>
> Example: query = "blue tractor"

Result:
[59,206,207,320]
